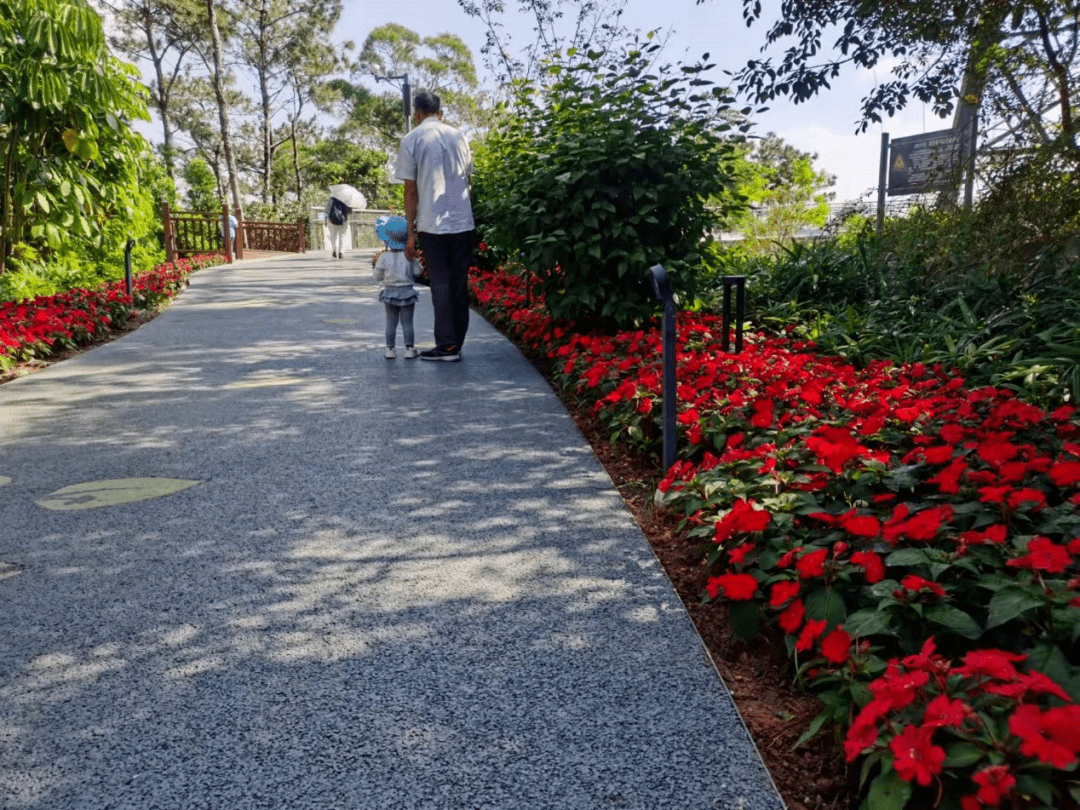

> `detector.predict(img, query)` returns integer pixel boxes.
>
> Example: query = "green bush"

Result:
[472,34,747,330]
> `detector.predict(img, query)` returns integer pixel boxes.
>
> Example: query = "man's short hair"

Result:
[413,89,441,115]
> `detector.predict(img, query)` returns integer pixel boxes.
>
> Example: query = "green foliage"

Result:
[183,157,220,212]
[722,177,1080,406]
[723,132,836,258]
[0,0,153,278]
[473,35,746,329]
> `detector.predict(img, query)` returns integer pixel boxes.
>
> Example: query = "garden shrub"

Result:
[472,33,747,331]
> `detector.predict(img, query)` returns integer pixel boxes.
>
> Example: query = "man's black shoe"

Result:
[419,346,461,362]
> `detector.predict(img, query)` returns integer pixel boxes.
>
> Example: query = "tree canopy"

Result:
[0,0,153,275]
[721,0,1079,162]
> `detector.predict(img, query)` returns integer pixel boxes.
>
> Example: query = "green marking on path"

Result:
[37,478,202,511]
[0,475,11,487]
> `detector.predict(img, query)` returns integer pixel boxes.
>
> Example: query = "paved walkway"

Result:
[0,252,784,810]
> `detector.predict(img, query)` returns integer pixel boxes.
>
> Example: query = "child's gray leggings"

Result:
[384,303,415,347]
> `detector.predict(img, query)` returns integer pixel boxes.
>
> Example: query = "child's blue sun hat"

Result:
[376,215,408,250]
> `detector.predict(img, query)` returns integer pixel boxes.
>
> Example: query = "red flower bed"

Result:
[0,255,224,369]
[470,265,1080,809]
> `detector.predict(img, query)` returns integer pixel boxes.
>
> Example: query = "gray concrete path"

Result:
[0,251,784,810]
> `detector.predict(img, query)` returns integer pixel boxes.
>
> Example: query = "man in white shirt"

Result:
[394,89,476,362]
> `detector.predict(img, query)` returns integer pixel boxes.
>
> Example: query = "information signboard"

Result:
[887,129,964,196]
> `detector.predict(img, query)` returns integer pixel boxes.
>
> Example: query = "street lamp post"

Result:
[374,73,411,133]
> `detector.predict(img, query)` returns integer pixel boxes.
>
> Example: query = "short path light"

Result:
[125,239,136,297]
[721,275,746,353]
[649,264,677,473]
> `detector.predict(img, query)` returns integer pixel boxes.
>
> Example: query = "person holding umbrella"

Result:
[324,184,367,259]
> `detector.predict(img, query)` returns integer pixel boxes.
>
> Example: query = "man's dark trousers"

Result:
[419,230,475,350]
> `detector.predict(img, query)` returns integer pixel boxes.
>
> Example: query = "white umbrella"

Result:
[328,183,367,211]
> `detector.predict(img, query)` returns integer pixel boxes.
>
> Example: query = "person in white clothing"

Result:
[373,215,422,359]
[324,196,350,258]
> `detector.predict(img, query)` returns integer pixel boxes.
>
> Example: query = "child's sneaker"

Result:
[384,347,396,359]
[403,346,418,359]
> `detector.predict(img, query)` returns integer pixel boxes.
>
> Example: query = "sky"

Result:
[338,0,943,205]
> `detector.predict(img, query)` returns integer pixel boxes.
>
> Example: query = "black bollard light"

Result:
[721,275,746,353]
[649,264,677,473]
[124,238,136,297]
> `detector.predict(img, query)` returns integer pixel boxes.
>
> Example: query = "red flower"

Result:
[713,498,772,544]
[870,665,929,710]
[850,550,885,583]
[840,513,880,538]
[706,572,758,601]
[1007,487,1047,510]
[923,694,969,729]
[820,626,851,663]
[972,765,1016,807]
[769,580,801,608]
[796,548,828,579]
[889,724,946,786]
[778,599,805,633]
[954,649,1026,681]
[959,524,1007,545]
[844,712,881,762]
[1049,460,1080,487]
[750,397,775,428]
[900,574,947,598]
[728,542,754,565]
[1006,536,1071,574]
[884,504,953,544]
[1009,704,1080,768]
[794,618,826,652]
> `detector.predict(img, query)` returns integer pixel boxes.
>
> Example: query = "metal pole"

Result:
[124,239,136,297]
[877,133,889,236]
[402,75,412,132]
[649,264,677,473]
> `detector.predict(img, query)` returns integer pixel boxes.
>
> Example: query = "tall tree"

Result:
[0,0,151,274]
[718,0,1079,162]
[204,0,242,218]
[339,24,488,150]
[725,134,837,256]
[97,0,207,181]
[457,0,631,87]
[226,0,345,204]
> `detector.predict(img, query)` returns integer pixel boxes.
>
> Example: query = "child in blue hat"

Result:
[373,215,422,359]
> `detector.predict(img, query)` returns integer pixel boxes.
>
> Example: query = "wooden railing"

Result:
[162,202,306,263]
[244,219,306,253]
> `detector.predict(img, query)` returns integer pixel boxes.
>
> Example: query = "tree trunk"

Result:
[205,0,243,219]
[140,8,175,182]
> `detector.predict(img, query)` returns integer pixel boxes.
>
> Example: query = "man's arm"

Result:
[403,180,419,260]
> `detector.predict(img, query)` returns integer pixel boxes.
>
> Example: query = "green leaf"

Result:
[884,548,933,567]
[944,742,984,768]
[845,608,895,639]
[794,709,832,749]
[727,601,760,641]
[986,587,1045,628]
[863,766,911,810]
[925,604,982,639]
[805,587,846,625]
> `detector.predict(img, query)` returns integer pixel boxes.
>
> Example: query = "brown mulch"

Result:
[2,302,854,809]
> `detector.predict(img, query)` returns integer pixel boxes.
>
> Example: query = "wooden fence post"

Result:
[234,205,244,260]
[162,200,176,264]
[221,202,232,263]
